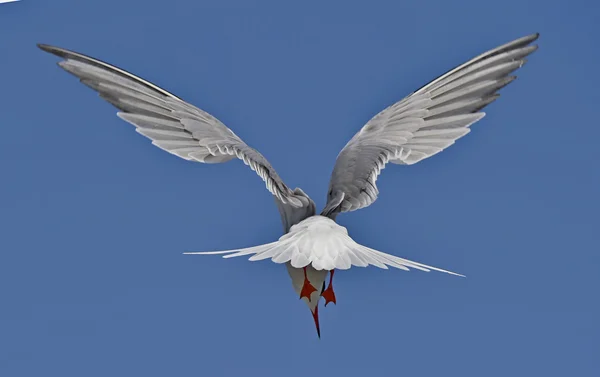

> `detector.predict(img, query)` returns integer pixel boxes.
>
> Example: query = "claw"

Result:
[322,269,336,306]
[299,266,317,302]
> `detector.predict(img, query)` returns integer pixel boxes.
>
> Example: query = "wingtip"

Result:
[528,34,540,51]
[37,43,53,52]
[526,34,540,55]
[37,43,72,60]
[520,32,540,44]
[37,43,64,58]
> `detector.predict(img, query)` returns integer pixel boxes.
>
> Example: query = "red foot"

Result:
[321,269,336,306]
[299,267,317,302]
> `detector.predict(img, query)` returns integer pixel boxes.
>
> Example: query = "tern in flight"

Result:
[39,33,538,337]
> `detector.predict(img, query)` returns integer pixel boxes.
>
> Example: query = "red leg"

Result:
[321,269,336,306]
[299,266,317,302]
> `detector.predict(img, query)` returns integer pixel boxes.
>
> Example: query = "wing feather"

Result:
[324,34,539,214]
[38,44,303,207]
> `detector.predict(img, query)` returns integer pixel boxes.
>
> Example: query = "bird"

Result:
[38,33,539,337]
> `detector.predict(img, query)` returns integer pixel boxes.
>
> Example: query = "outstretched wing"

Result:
[38,44,303,208]
[323,33,539,215]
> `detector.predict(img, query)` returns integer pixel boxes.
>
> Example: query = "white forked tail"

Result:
[184,216,464,277]
[185,241,280,260]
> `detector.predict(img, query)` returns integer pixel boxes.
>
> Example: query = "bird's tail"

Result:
[285,263,327,338]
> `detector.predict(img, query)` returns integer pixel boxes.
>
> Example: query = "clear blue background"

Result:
[1,0,598,376]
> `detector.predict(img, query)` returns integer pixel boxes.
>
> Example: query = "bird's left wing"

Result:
[323,33,539,215]
[38,44,303,207]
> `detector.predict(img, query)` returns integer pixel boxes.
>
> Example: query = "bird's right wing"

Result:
[38,44,304,208]
[323,33,539,215]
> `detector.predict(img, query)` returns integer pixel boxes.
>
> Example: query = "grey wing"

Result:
[323,33,539,215]
[38,44,303,208]
[275,188,316,233]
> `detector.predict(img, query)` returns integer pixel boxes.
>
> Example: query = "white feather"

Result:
[185,216,464,277]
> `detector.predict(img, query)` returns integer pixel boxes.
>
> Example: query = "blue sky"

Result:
[1,0,598,376]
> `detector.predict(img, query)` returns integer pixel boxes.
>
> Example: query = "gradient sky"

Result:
[1,0,598,376]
